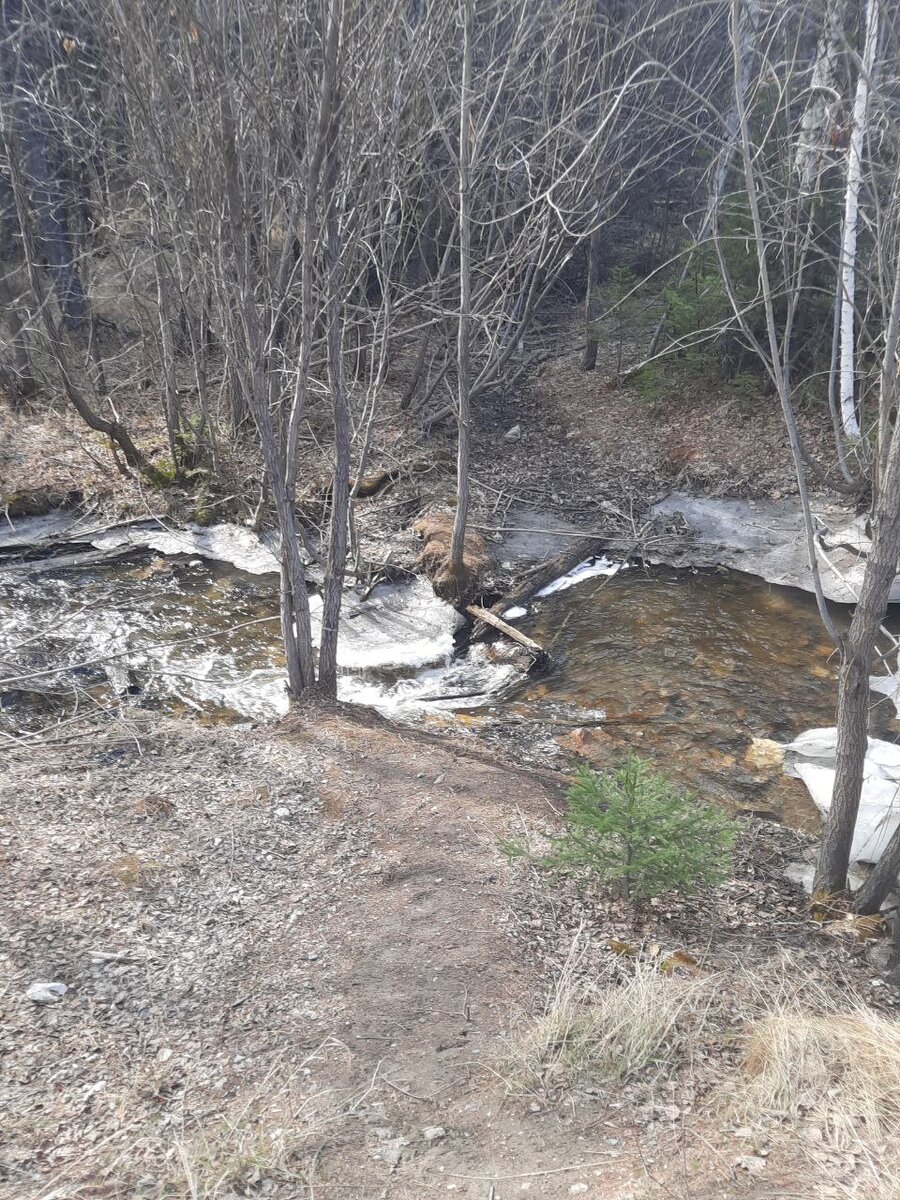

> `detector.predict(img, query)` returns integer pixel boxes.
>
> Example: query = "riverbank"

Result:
[3,704,898,1200]
[5,320,896,1199]
[1,309,836,558]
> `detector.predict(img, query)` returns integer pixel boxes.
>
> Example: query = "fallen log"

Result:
[465,603,549,666]
[471,536,606,641]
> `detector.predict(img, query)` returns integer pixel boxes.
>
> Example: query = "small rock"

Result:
[744,737,785,773]
[867,941,899,973]
[504,424,521,441]
[528,1101,541,1113]
[735,1154,767,1175]
[274,806,291,819]
[26,981,67,1005]
[374,1136,407,1167]
[569,1185,589,1195]
[422,1125,446,1142]
[307,951,319,962]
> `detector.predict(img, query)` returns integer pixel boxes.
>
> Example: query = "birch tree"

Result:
[717,0,900,907]
[838,0,879,439]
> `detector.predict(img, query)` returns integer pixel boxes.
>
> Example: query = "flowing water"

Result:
[3,536,897,831]
[479,566,883,829]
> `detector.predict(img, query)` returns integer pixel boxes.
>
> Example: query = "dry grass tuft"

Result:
[740,993,900,1145]
[85,1048,347,1200]
[727,975,900,1200]
[166,1083,320,1199]
[505,935,714,1092]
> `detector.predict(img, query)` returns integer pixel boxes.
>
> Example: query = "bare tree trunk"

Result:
[853,823,900,914]
[448,0,473,597]
[795,0,844,195]
[816,238,900,901]
[728,0,839,646]
[815,460,900,898]
[582,229,601,371]
[838,0,879,439]
[317,0,348,695]
[147,195,182,471]
[0,265,37,398]
[217,74,316,696]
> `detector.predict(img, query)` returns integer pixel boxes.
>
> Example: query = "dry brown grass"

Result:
[506,942,900,1199]
[733,980,900,1196]
[504,935,715,1093]
[163,1076,322,1200]
[29,1046,348,1200]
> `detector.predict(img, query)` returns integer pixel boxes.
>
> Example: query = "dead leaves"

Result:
[607,939,701,974]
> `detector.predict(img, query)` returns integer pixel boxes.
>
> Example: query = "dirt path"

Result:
[3,703,892,1199]
[0,706,647,1199]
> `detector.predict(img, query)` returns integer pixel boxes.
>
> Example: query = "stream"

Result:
[3,523,899,833]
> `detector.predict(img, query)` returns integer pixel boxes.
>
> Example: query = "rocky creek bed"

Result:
[4,497,900,838]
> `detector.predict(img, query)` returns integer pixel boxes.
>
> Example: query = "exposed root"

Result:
[413,509,490,602]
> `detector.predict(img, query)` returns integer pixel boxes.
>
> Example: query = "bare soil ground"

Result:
[2,705,891,1200]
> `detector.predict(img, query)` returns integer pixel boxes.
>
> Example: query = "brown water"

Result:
[478,566,900,830]
[4,547,898,830]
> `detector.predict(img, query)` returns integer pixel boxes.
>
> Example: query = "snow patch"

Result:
[535,555,623,597]
[89,522,280,575]
[870,672,900,718]
[786,726,900,867]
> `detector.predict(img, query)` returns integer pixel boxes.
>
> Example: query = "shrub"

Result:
[546,757,736,899]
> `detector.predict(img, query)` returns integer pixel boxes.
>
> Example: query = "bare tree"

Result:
[447,0,473,600]
[715,0,900,906]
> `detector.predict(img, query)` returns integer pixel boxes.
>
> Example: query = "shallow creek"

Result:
[3,541,898,831]
[483,567,894,829]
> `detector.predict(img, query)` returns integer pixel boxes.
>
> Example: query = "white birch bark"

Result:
[839,0,880,439]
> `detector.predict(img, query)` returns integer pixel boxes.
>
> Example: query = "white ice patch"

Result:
[308,578,463,673]
[502,605,528,621]
[870,672,900,718]
[89,522,280,575]
[786,726,900,867]
[785,727,900,778]
[794,762,900,865]
[535,555,623,598]
[784,858,868,895]
[339,643,518,717]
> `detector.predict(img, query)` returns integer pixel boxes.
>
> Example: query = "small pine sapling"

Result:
[546,757,736,899]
